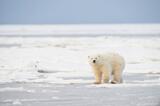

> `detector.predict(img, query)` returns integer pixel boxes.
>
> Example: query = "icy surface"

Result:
[0,24,160,36]
[0,35,160,106]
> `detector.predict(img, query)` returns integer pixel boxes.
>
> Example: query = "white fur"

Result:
[88,52,125,84]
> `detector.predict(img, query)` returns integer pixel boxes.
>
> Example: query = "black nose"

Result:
[93,60,96,63]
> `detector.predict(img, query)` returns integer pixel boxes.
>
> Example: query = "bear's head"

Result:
[88,54,103,66]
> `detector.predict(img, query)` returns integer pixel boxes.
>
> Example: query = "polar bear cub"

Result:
[88,52,125,84]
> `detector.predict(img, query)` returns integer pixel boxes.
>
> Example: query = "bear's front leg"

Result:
[101,66,111,84]
[93,68,102,84]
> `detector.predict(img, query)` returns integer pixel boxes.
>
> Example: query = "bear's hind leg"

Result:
[111,73,122,84]
[111,65,123,84]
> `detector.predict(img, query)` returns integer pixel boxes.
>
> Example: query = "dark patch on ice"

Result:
[0,65,5,68]
[128,61,141,64]
[37,70,66,74]
[147,72,160,74]
[0,44,21,48]
[37,70,58,73]
[149,58,160,62]
[54,44,66,48]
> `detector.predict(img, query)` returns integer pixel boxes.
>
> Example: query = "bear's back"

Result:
[102,53,125,66]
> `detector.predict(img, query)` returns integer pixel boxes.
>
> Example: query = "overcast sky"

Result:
[0,0,160,24]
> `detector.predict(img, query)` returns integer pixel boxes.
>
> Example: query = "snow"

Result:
[0,25,160,106]
[0,35,160,83]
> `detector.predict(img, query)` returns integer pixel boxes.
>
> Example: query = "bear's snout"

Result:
[93,60,96,63]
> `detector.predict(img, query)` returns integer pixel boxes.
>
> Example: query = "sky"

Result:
[0,0,160,24]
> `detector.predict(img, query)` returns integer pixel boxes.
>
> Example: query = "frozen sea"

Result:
[0,25,160,106]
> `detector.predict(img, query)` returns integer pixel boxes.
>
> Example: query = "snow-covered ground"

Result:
[0,25,160,106]
[0,35,160,83]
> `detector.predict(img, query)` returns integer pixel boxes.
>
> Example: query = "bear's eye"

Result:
[95,58,97,60]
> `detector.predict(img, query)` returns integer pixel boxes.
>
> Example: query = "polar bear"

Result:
[88,52,125,84]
